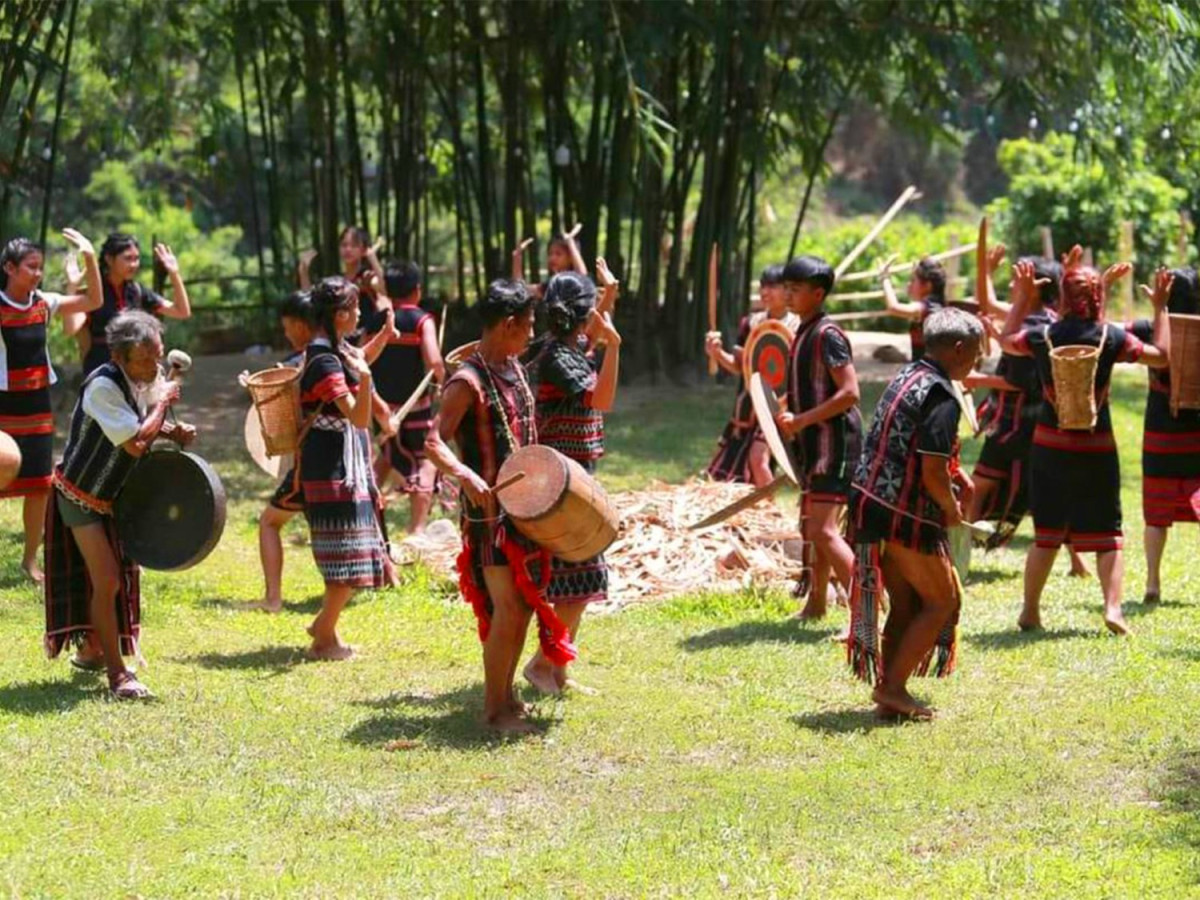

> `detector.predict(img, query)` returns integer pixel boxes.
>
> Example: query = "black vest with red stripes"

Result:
[54,362,142,514]
[371,303,432,405]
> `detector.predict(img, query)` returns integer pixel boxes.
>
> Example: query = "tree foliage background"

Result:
[2,0,1198,371]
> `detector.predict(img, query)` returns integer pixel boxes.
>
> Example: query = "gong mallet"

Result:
[706,243,720,376]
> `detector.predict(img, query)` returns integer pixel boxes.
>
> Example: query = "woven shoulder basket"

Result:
[244,366,302,456]
[1169,313,1200,416]
[1046,324,1107,431]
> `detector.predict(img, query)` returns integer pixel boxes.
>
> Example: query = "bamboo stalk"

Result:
[839,243,974,283]
[833,185,920,278]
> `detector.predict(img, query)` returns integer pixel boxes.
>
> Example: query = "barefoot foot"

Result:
[562,678,598,696]
[21,559,44,586]
[522,660,561,695]
[306,642,356,661]
[1103,613,1130,636]
[1143,590,1160,605]
[793,602,827,621]
[871,686,934,720]
[1017,614,1042,632]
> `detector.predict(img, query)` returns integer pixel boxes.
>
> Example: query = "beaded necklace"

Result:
[472,351,536,453]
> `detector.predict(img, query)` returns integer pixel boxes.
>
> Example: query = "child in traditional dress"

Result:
[520,270,621,695]
[847,307,983,719]
[775,256,862,621]
[252,292,316,612]
[73,234,191,377]
[371,261,445,533]
[45,310,196,699]
[996,250,1169,635]
[0,230,102,582]
[426,279,576,733]
[881,257,947,362]
[1130,268,1200,603]
[705,264,800,487]
[298,277,397,659]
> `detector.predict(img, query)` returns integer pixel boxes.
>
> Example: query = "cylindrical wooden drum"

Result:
[495,445,618,562]
[0,430,21,492]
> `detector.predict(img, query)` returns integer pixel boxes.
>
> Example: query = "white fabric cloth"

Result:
[0,289,61,390]
[82,368,148,447]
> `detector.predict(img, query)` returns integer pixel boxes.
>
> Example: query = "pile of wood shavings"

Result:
[395,480,803,612]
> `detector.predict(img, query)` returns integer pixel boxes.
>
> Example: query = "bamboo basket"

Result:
[1169,314,1200,415]
[244,367,302,456]
[1046,325,1105,431]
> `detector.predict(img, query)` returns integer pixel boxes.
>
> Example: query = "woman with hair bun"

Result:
[296,276,396,659]
[1127,267,1200,603]
[998,247,1170,635]
[520,266,621,695]
[0,230,103,582]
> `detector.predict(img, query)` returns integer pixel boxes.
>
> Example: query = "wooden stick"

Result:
[380,370,435,443]
[839,242,973,283]
[1040,226,1054,260]
[833,185,920,278]
[707,243,719,377]
[492,471,526,494]
[976,216,993,355]
[437,300,448,349]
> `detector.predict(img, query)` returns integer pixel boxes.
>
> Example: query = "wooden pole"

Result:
[840,243,974,283]
[707,243,719,376]
[1040,226,1054,260]
[833,185,920,278]
[1118,220,1135,321]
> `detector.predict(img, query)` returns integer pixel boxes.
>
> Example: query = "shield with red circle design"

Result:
[742,319,793,394]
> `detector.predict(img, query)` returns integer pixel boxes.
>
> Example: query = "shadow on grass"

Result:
[0,677,104,714]
[791,707,907,734]
[1154,749,1200,859]
[199,595,324,615]
[1125,599,1190,617]
[345,684,546,749]
[178,645,306,673]
[680,619,835,652]
[963,568,1019,586]
[965,627,1093,650]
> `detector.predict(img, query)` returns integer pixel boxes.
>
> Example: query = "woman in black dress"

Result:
[1128,267,1200,603]
[74,233,191,377]
[0,230,102,582]
[298,276,397,659]
[998,250,1170,635]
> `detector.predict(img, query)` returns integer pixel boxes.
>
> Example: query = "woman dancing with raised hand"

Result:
[995,250,1170,635]
[298,226,387,327]
[1127,267,1200,604]
[74,233,190,377]
[520,268,621,695]
[297,276,397,659]
[510,227,587,302]
[880,257,947,362]
[0,230,103,582]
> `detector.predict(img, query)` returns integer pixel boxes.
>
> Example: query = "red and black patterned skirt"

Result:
[0,387,53,497]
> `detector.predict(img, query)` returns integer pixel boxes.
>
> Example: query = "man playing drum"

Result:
[847,308,983,720]
[426,279,576,733]
[44,310,195,700]
[774,256,862,622]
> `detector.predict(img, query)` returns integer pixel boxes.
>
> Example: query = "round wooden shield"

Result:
[743,319,793,394]
[244,407,285,479]
[748,372,801,485]
[115,449,227,571]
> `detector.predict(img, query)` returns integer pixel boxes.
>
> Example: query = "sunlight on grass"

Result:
[0,370,1196,897]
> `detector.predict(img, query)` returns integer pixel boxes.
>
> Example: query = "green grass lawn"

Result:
[0,373,1198,898]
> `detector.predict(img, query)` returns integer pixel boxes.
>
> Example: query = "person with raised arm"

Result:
[77,234,191,377]
[993,249,1169,635]
[0,230,103,582]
